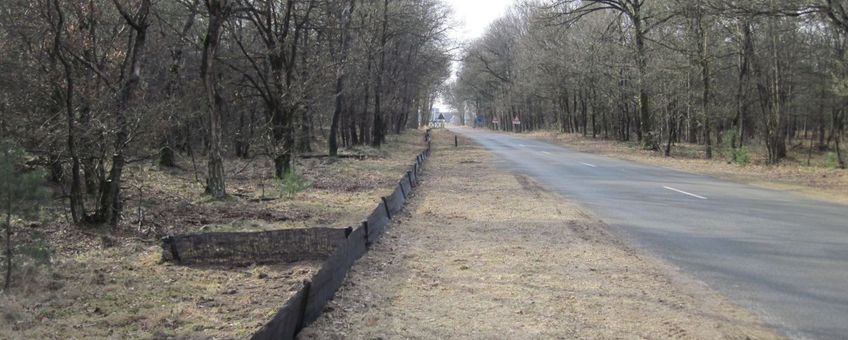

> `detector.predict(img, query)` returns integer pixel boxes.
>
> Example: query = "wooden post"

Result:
[454,135,458,147]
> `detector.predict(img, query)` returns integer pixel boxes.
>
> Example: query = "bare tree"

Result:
[329,0,357,156]
[201,0,232,198]
[547,0,672,146]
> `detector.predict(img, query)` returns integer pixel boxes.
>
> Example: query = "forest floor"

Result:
[0,130,427,339]
[518,131,848,205]
[299,129,781,339]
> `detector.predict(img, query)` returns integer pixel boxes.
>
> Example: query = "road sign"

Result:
[512,116,521,125]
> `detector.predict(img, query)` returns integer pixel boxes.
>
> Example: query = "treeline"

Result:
[449,0,847,167]
[0,0,451,226]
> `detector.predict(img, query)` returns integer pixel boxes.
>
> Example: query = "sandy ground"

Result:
[521,131,848,205]
[299,130,782,339]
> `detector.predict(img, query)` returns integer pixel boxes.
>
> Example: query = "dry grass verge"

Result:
[300,129,781,339]
[2,241,318,339]
[2,130,427,339]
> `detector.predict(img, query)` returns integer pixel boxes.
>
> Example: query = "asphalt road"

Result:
[454,127,848,340]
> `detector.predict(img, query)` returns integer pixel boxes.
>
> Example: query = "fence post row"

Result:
[162,132,434,339]
[381,196,392,220]
[249,136,434,339]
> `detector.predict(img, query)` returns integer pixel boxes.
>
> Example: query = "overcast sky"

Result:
[448,0,515,42]
[435,0,516,111]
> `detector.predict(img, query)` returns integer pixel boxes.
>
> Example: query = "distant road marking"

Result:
[580,162,597,168]
[663,186,708,200]
[542,151,552,155]
[519,144,528,147]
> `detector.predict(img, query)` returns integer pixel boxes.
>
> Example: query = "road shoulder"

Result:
[299,129,781,339]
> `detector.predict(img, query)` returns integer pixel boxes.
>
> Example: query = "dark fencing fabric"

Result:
[384,184,405,217]
[303,234,352,325]
[222,143,433,339]
[365,202,390,244]
[162,227,347,265]
[408,167,417,187]
[250,282,309,340]
[250,227,358,339]
[345,225,367,268]
[399,175,412,199]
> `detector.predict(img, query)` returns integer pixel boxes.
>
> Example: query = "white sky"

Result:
[449,0,516,42]
[435,0,516,111]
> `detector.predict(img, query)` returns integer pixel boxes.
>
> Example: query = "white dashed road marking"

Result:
[581,162,596,168]
[663,186,708,200]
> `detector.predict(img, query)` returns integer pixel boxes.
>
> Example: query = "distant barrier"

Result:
[162,130,433,340]
[161,227,347,266]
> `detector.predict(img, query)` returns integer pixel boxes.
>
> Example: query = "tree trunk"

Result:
[234,110,249,158]
[4,195,11,290]
[665,110,674,157]
[836,109,846,169]
[702,20,712,159]
[51,0,86,225]
[634,16,650,143]
[361,57,372,144]
[735,18,752,146]
[329,0,356,156]
[97,0,151,226]
[201,0,228,198]
[765,9,787,164]
[297,31,313,154]
[371,0,389,147]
